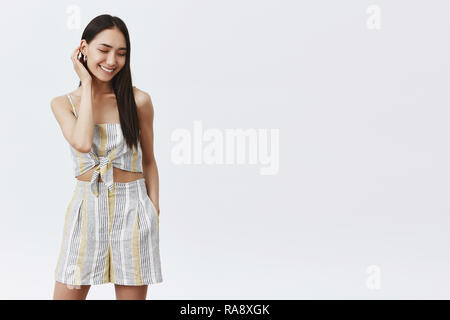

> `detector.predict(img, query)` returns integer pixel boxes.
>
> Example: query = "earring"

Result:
[83,55,87,62]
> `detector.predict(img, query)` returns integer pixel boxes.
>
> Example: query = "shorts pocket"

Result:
[147,195,158,215]
[145,194,159,227]
[65,187,85,230]
[142,195,158,236]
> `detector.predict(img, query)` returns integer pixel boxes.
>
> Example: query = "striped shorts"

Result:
[54,178,163,286]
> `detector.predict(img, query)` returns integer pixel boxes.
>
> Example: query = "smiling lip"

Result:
[99,65,115,73]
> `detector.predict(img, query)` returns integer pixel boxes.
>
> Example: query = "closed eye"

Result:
[98,49,126,57]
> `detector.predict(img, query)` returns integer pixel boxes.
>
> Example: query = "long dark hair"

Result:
[78,14,140,151]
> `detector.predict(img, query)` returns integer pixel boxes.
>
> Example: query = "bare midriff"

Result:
[76,165,144,183]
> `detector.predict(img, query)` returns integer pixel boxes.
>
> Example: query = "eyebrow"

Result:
[98,43,127,50]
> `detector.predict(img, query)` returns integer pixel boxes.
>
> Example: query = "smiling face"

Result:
[81,27,127,82]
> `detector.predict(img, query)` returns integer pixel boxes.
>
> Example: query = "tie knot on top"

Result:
[90,155,114,197]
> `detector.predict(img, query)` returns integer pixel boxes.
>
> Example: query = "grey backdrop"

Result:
[1,0,449,299]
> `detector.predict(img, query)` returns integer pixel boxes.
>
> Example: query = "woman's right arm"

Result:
[50,82,95,153]
[50,43,95,153]
[72,80,95,152]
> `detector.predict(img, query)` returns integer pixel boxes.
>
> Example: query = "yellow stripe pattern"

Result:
[132,205,143,285]
[74,183,87,285]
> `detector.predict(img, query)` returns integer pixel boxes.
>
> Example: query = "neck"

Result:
[90,77,114,99]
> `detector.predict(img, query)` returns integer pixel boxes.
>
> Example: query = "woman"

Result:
[50,14,163,300]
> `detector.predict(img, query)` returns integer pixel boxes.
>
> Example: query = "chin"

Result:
[92,75,111,83]
[99,74,113,80]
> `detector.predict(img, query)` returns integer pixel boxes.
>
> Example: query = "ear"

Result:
[80,39,88,55]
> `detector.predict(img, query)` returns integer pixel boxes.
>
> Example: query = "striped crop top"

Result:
[66,94,143,197]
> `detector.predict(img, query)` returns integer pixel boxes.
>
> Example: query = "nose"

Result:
[106,52,116,66]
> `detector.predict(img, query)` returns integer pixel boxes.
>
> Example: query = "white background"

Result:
[1,0,449,299]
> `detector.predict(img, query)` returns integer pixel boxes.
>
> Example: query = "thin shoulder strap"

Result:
[66,94,77,118]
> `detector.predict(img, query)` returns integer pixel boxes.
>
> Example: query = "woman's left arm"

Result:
[136,90,160,216]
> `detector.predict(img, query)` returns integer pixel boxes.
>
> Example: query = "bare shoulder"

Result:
[133,86,153,112]
[50,94,72,116]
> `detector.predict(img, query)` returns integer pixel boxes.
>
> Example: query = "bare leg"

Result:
[114,284,148,300]
[53,281,91,300]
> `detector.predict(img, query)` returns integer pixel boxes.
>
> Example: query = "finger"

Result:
[71,46,80,60]
[72,51,81,66]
